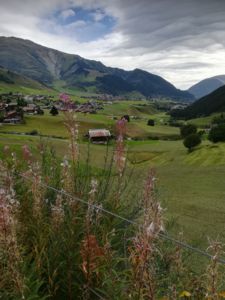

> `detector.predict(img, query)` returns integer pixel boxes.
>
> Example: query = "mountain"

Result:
[0,66,53,94]
[188,75,225,99]
[0,36,193,100]
[171,85,225,119]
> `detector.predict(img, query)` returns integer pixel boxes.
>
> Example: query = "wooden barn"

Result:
[88,129,111,144]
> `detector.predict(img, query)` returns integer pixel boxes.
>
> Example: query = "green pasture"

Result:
[1,100,225,248]
[1,129,225,248]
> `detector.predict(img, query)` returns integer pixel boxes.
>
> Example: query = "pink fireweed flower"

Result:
[51,194,64,227]
[59,93,70,103]
[114,119,127,176]
[86,179,99,226]
[59,93,73,110]
[3,145,10,155]
[22,144,32,162]
[64,112,79,163]
[88,179,98,197]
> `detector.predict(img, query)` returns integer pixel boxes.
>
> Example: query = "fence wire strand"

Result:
[17,172,225,265]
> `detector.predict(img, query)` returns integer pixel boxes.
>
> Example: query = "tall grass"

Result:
[0,111,225,299]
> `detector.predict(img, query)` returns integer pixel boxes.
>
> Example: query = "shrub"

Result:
[180,124,197,138]
[0,111,4,122]
[183,133,201,152]
[198,130,205,137]
[36,106,44,115]
[147,119,155,126]
[212,113,225,125]
[169,119,183,127]
[50,106,58,116]
[28,129,38,135]
[208,124,225,143]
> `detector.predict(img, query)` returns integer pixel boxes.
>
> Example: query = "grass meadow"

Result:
[2,101,225,298]
[1,101,225,248]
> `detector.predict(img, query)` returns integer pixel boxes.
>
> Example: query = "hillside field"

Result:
[1,100,225,249]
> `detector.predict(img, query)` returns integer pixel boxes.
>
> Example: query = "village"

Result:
[0,92,130,143]
[0,92,107,122]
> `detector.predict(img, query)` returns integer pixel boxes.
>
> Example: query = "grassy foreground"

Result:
[1,113,225,299]
[1,129,225,248]
[1,101,225,247]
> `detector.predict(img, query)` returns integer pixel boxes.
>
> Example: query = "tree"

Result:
[0,111,4,122]
[180,124,197,138]
[212,114,225,125]
[50,106,58,116]
[147,119,155,126]
[208,124,225,143]
[17,98,27,107]
[36,106,44,115]
[183,134,201,152]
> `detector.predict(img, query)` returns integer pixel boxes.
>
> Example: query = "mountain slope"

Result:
[172,85,225,119]
[0,36,193,100]
[188,75,225,99]
[0,66,53,94]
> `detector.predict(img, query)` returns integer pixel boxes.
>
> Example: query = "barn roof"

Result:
[88,129,111,138]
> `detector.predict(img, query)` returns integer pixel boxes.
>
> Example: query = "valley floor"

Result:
[1,107,225,249]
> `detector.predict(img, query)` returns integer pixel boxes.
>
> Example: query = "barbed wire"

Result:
[18,172,225,264]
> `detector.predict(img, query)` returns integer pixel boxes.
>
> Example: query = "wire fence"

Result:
[18,172,225,265]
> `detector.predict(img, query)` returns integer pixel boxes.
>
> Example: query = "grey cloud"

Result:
[0,0,225,88]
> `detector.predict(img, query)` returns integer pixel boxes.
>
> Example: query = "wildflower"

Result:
[0,162,24,297]
[114,118,127,176]
[80,234,105,277]
[59,93,72,108]
[3,145,10,155]
[86,178,100,227]
[64,112,79,163]
[51,194,64,228]
[219,291,225,298]
[22,144,32,162]
[60,156,70,168]
[129,169,164,299]
[179,291,191,297]
[205,240,223,299]
[89,179,98,197]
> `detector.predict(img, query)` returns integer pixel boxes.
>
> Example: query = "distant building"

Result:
[3,111,22,124]
[88,129,111,144]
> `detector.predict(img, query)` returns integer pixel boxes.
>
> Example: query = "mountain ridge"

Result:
[171,85,225,119]
[0,36,193,100]
[188,75,225,99]
[0,65,54,93]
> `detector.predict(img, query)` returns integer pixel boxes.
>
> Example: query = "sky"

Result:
[0,0,225,89]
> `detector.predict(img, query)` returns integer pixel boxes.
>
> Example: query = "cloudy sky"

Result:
[1,0,225,89]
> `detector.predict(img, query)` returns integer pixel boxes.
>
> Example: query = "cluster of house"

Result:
[55,99,104,114]
[73,101,103,113]
[0,102,44,124]
[0,102,23,124]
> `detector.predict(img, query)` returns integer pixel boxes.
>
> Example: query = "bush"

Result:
[198,130,205,137]
[180,124,197,138]
[169,119,183,127]
[211,113,225,125]
[28,129,39,135]
[183,133,201,152]
[147,119,155,126]
[37,106,44,115]
[50,106,59,116]
[208,124,225,143]
[0,111,4,122]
